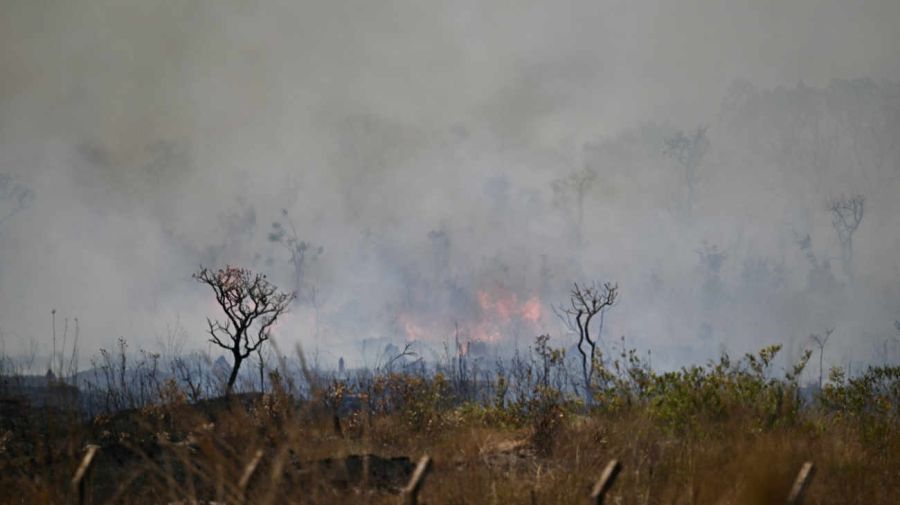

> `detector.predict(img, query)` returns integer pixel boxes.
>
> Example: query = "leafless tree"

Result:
[696,241,727,304]
[48,309,80,382]
[552,167,597,247]
[554,282,618,401]
[664,127,709,217]
[194,266,294,394]
[809,327,835,389]
[255,344,275,393]
[379,342,418,374]
[0,173,34,229]
[884,321,900,365]
[793,231,840,293]
[50,309,56,377]
[269,209,323,306]
[828,78,896,174]
[828,194,864,282]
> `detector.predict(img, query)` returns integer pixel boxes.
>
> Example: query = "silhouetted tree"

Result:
[665,127,709,217]
[194,266,294,394]
[810,327,835,389]
[555,282,618,401]
[0,173,34,229]
[828,194,864,282]
[269,209,323,306]
[697,241,727,305]
[552,167,597,247]
[881,324,899,366]
[793,231,840,293]
[828,78,897,174]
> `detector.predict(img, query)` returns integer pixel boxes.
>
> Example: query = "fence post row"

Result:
[786,462,816,505]
[69,449,811,504]
[71,444,100,505]
[400,455,434,505]
[590,459,622,505]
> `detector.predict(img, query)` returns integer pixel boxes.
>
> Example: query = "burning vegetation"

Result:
[0,268,898,504]
[2,3,900,504]
[397,286,544,347]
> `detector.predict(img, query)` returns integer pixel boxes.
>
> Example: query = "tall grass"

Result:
[0,339,897,504]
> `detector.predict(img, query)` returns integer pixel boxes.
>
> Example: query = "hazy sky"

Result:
[2,0,899,371]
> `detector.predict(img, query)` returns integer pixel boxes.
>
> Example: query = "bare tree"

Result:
[255,344,273,393]
[886,320,900,365]
[793,231,840,293]
[554,282,618,401]
[379,342,418,374]
[0,173,34,229]
[269,209,323,306]
[809,327,835,389]
[828,78,896,174]
[194,266,294,394]
[696,241,727,305]
[828,194,864,282]
[552,167,597,247]
[664,127,709,217]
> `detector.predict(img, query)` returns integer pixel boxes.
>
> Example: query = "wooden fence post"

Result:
[237,449,264,503]
[71,444,100,505]
[400,455,433,505]
[589,459,622,505]
[786,462,815,505]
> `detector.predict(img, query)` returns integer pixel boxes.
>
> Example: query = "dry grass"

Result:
[1,350,897,504]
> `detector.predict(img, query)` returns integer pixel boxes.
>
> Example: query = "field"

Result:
[1,342,897,505]
[3,2,900,504]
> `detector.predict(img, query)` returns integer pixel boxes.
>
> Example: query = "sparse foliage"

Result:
[555,282,618,402]
[194,266,294,394]
[5,336,900,504]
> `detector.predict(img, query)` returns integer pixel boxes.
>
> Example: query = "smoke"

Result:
[2,0,900,374]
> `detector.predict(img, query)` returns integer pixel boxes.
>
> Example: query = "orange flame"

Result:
[398,287,544,344]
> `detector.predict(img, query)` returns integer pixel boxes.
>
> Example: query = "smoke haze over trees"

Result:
[1,0,900,376]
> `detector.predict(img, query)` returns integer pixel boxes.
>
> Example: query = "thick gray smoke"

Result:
[2,1,900,375]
